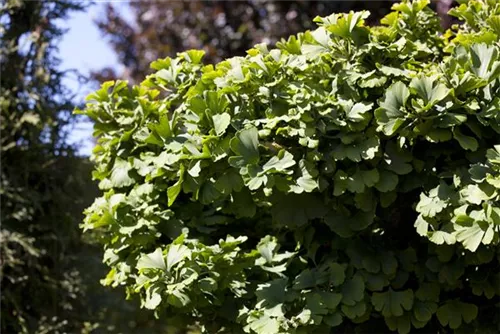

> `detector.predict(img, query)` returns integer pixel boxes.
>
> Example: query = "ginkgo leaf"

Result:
[262,150,296,173]
[383,141,412,175]
[166,244,191,272]
[453,128,478,151]
[341,275,365,306]
[144,287,162,309]
[346,101,373,122]
[453,221,495,252]
[212,112,231,136]
[375,170,399,192]
[137,248,166,271]
[416,193,447,217]
[167,165,185,206]
[460,184,495,205]
[248,316,280,334]
[409,76,450,106]
[375,82,409,135]
[470,43,497,80]
[230,126,260,164]
[110,159,135,187]
[429,231,456,246]
[371,289,414,317]
[385,314,411,334]
[436,300,478,329]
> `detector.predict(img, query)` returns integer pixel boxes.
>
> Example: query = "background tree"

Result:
[93,0,400,84]
[0,1,169,332]
[0,1,92,331]
[94,0,456,85]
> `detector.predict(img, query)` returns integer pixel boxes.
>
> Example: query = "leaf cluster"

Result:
[81,1,500,333]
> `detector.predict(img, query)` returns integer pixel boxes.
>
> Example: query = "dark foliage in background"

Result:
[93,0,400,84]
[0,0,92,331]
[93,0,455,85]
[0,1,169,332]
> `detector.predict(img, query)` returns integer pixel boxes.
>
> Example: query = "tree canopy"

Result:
[81,0,500,333]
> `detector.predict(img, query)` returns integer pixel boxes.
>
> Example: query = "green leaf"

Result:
[110,159,135,187]
[429,231,456,245]
[166,244,191,272]
[300,40,327,55]
[345,101,373,122]
[326,211,374,238]
[293,269,318,290]
[375,82,409,135]
[257,236,278,263]
[185,49,205,63]
[230,126,260,165]
[321,292,343,310]
[383,142,412,175]
[487,15,500,35]
[167,165,185,206]
[416,193,447,217]
[409,76,450,106]
[187,161,202,177]
[329,263,346,286]
[371,288,414,317]
[137,248,166,271]
[415,282,440,302]
[212,112,231,136]
[468,163,490,182]
[305,292,328,315]
[204,90,229,114]
[486,145,500,164]
[341,301,367,320]
[380,253,398,276]
[199,277,218,293]
[436,300,478,329]
[167,290,191,308]
[470,43,497,80]
[375,170,399,192]
[361,169,380,187]
[385,314,411,334]
[152,114,172,139]
[295,159,318,192]
[248,316,280,334]
[453,221,495,252]
[262,150,296,173]
[341,275,365,306]
[426,128,452,142]
[324,313,343,327]
[412,300,437,323]
[327,11,369,38]
[460,184,495,205]
[255,278,288,307]
[453,127,478,151]
[144,287,162,309]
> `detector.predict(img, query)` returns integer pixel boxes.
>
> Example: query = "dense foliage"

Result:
[81,1,500,333]
[0,1,93,331]
[0,1,169,332]
[93,0,402,83]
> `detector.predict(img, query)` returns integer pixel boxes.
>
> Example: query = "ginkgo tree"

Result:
[79,0,500,333]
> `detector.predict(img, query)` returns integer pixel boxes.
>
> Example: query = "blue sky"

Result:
[59,2,132,156]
